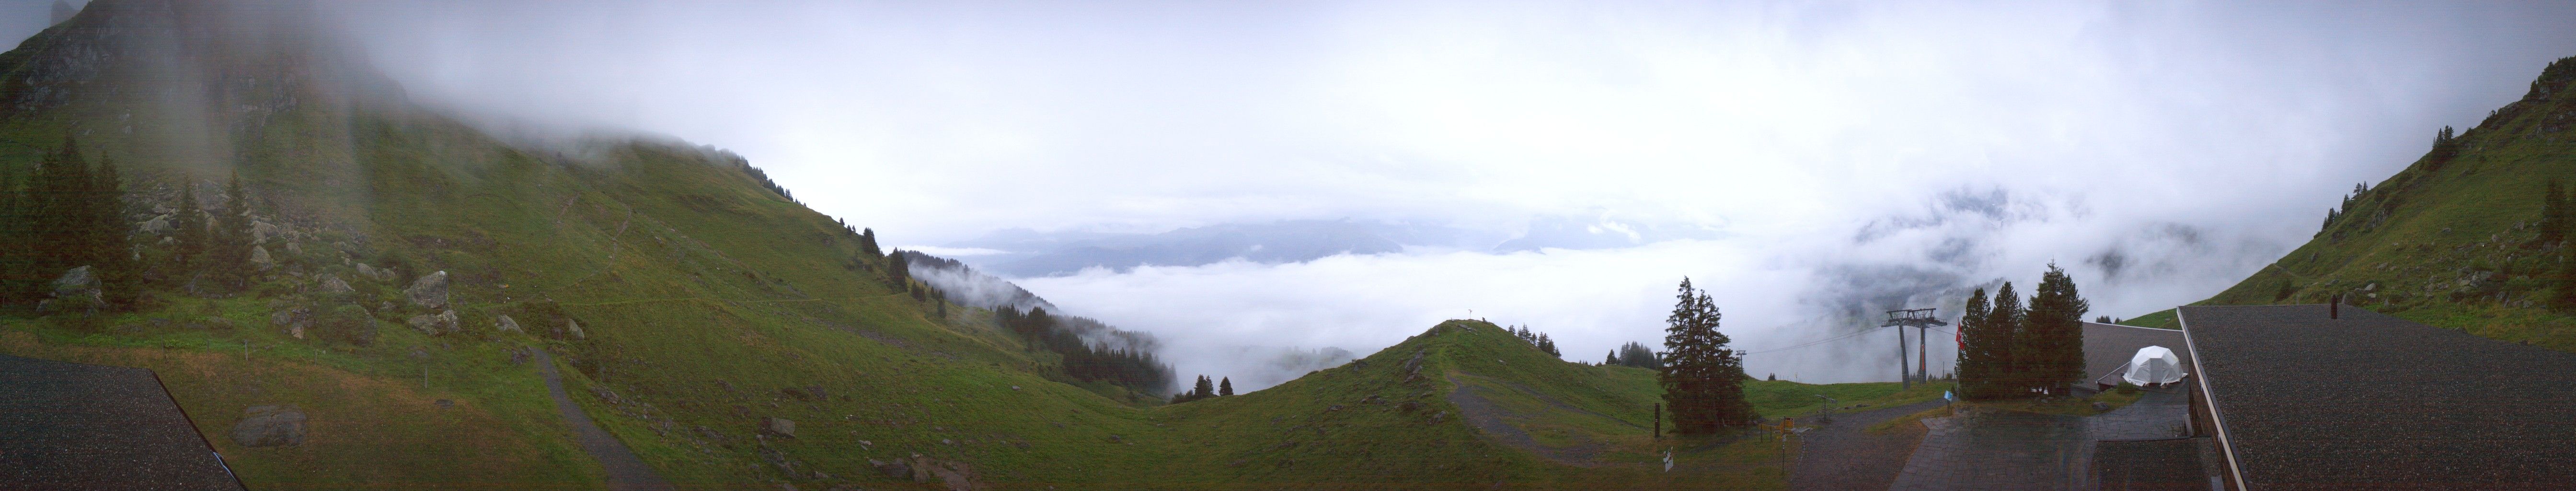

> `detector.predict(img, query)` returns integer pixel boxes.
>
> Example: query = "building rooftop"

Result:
[2181,304,2576,490]
[0,353,244,490]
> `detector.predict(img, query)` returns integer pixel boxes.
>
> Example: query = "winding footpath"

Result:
[1788,400,1944,491]
[533,350,676,491]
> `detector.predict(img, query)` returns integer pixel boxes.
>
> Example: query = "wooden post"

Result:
[2331,295,2340,319]
[1653,403,1662,439]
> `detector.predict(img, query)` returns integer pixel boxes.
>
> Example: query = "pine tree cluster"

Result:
[1169,374,1234,404]
[736,159,794,203]
[1657,277,1751,433]
[996,306,1175,396]
[1505,324,1561,357]
[2323,181,2373,233]
[1956,263,2090,399]
[1604,341,1662,369]
[1,138,149,314]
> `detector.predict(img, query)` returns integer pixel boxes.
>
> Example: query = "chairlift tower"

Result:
[1883,308,1947,388]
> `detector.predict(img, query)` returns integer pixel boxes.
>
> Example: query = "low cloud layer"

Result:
[1013,184,2288,388]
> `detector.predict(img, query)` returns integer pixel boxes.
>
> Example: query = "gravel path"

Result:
[1788,399,1944,491]
[1443,374,1606,465]
[533,350,675,491]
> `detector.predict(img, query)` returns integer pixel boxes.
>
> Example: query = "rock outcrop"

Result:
[230,405,307,447]
[319,274,355,295]
[404,270,448,308]
[405,309,459,335]
[137,213,173,235]
[355,263,395,281]
[249,245,274,270]
[760,417,796,438]
[270,305,312,339]
[494,314,522,333]
[251,221,278,245]
[36,266,102,316]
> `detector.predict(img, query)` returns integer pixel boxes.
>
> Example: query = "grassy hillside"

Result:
[2194,56,2576,350]
[0,2,1875,489]
[2114,309,2178,329]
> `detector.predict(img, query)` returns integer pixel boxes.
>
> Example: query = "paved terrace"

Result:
[2080,322,2194,389]
[0,353,244,490]
[1883,322,2208,491]
[2182,304,2576,490]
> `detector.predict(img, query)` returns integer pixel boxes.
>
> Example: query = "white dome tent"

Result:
[2122,346,2186,386]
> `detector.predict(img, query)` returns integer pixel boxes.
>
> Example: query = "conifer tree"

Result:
[860,228,882,257]
[89,156,135,308]
[2023,263,2090,395]
[172,182,206,272]
[2557,259,2576,313]
[1658,277,1751,433]
[28,137,91,276]
[2548,180,2569,246]
[1218,377,1233,397]
[1985,282,2025,396]
[886,248,911,287]
[1606,350,1619,366]
[1193,375,1215,399]
[0,170,26,306]
[207,170,255,291]
[1956,287,2001,398]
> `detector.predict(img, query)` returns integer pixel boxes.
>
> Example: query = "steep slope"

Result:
[2192,56,2576,349]
[0,0,1116,488]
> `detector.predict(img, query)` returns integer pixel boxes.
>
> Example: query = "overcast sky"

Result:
[15,0,2573,387]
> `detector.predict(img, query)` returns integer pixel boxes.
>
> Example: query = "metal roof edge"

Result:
[2177,306,2250,491]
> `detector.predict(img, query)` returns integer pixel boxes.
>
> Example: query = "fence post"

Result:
[1653,403,1662,439]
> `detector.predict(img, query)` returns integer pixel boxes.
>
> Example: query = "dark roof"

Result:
[2092,437,2215,491]
[2181,304,2576,490]
[2083,322,2194,386]
[0,353,244,491]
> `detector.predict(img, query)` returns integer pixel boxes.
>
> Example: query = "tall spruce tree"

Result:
[172,182,206,274]
[2023,263,2089,395]
[1957,287,2003,398]
[1218,377,1234,397]
[1606,350,1620,366]
[1193,375,1215,399]
[28,137,91,277]
[1659,277,1751,434]
[90,156,136,309]
[209,170,253,291]
[860,228,882,257]
[1984,282,2025,396]
[0,170,26,307]
[2547,180,2567,246]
